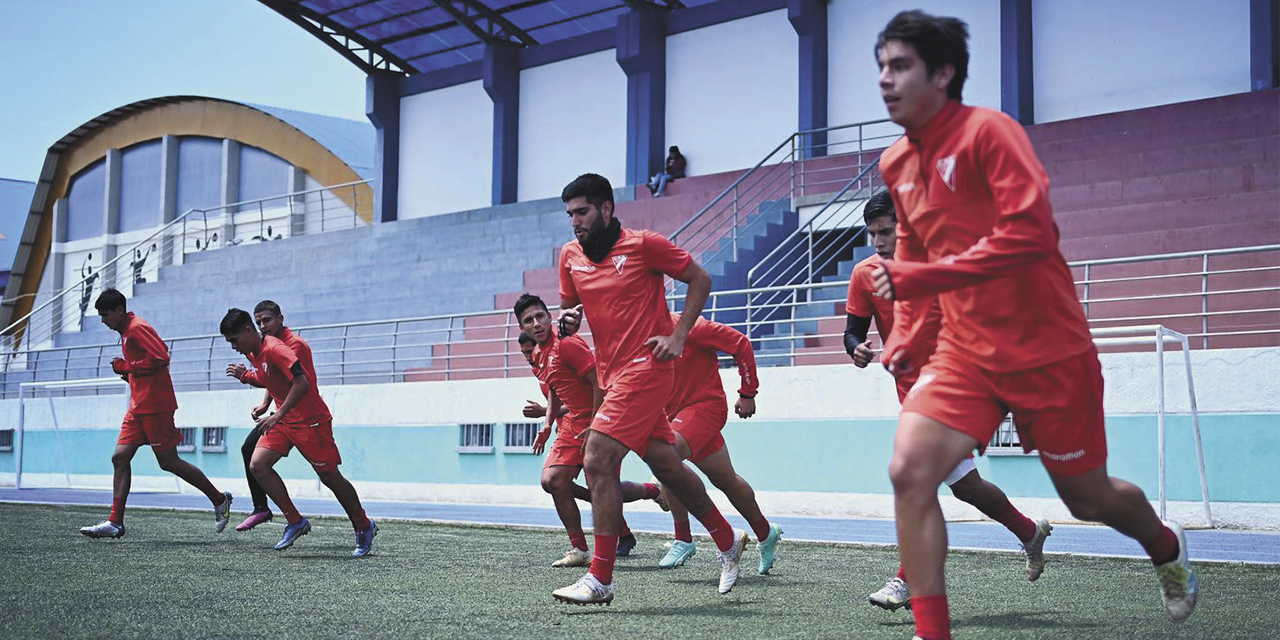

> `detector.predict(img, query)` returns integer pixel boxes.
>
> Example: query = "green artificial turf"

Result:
[1,503,1275,639]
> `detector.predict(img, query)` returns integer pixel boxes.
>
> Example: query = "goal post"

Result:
[15,377,128,490]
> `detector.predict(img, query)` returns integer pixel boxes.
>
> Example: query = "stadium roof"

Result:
[260,0,720,75]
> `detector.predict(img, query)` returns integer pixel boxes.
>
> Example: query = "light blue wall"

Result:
[175,136,222,213]
[237,145,289,205]
[6,413,1277,503]
[118,140,162,232]
[65,160,106,241]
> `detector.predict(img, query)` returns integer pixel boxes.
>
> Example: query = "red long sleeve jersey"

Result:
[666,314,759,416]
[878,101,1093,372]
[118,313,178,414]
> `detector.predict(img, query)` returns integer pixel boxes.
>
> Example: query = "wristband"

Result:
[738,393,755,400]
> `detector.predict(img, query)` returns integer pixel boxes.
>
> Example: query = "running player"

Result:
[551,173,750,605]
[221,308,378,557]
[515,294,663,566]
[846,190,1051,611]
[869,11,1197,638]
[79,288,232,539]
[657,313,783,575]
[232,300,302,531]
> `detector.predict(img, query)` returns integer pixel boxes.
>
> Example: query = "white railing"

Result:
[0,180,373,354]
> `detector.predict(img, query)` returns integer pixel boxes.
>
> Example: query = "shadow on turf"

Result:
[559,599,761,618]
[952,611,1104,631]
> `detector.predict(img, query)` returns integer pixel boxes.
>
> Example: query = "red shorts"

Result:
[901,347,1107,476]
[895,375,918,404]
[544,425,588,468]
[670,402,727,463]
[117,411,183,450]
[591,367,676,457]
[256,419,343,473]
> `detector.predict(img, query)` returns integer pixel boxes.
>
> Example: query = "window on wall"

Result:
[176,136,223,214]
[458,423,494,453]
[987,417,1033,456]
[177,427,196,453]
[202,427,227,453]
[237,145,291,206]
[65,160,106,241]
[503,422,540,453]
[0,429,13,452]
[118,140,162,232]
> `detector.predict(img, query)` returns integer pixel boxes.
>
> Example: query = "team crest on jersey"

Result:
[612,255,627,275]
[936,155,957,192]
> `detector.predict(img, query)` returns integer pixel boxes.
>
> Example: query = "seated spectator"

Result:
[647,146,686,197]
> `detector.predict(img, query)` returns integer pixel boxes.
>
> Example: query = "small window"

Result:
[503,422,540,453]
[202,427,227,453]
[458,423,494,454]
[177,427,196,453]
[0,429,13,452]
[987,417,1034,456]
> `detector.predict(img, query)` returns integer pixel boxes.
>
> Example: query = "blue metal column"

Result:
[1000,0,1034,124]
[366,73,401,223]
[617,6,667,188]
[1252,0,1279,90]
[484,42,520,205]
[789,0,827,158]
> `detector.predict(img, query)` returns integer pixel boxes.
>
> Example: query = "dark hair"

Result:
[219,308,254,336]
[253,300,282,317]
[560,173,614,212]
[863,190,896,226]
[875,10,969,101]
[513,293,548,321]
[518,332,536,347]
[669,146,680,154]
[94,288,126,313]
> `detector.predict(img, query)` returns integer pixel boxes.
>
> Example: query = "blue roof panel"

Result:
[247,105,375,181]
[0,178,36,272]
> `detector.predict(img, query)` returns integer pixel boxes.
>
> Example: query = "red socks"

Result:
[568,530,588,551]
[109,496,126,525]
[277,495,303,525]
[991,502,1038,543]
[748,516,772,542]
[897,565,907,580]
[643,483,661,500]
[589,534,618,584]
[696,507,736,552]
[351,510,371,532]
[1143,525,1180,565]
[673,519,693,543]
[912,594,952,640]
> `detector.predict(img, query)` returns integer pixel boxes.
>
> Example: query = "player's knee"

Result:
[582,454,620,482]
[248,459,272,479]
[888,456,933,496]
[540,473,566,495]
[111,451,131,467]
[1061,496,1105,523]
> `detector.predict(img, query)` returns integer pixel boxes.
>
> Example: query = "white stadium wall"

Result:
[398,80,494,219]
[827,0,1001,143]
[665,10,798,176]
[1032,0,1252,123]
[517,50,627,201]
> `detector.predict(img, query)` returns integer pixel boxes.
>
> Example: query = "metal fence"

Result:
[0,180,373,354]
[2,243,1276,397]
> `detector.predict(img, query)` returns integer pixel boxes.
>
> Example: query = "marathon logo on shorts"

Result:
[570,263,597,273]
[1041,448,1086,462]
[597,413,612,422]
[896,183,915,194]
[612,255,627,275]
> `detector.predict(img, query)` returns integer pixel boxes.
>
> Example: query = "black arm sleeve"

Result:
[844,314,872,357]
[289,361,306,381]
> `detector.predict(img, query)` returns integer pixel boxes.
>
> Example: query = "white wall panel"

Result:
[666,10,798,176]
[398,81,493,219]
[518,50,627,200]
[1033,0,1251,122]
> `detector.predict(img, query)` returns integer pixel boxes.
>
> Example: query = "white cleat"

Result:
[213,491,233,533]
[716,529,749,594]
[552,548,592,568]
[1154,521,1198,623]
[1022,518,1052,581]
[648,476,670,512]
[80,520,125,539]
[553,573,614,606]
[869,576,912,611]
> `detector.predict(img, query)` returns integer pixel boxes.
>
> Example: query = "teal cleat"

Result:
[658,540,697,568]
[758,524,783,574]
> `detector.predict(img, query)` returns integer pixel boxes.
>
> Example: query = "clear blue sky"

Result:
[0,0,370,182]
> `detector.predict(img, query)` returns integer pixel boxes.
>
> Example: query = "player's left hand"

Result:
[523,399,547,419]
[532,427,552,455]
[645,333,685,361]
[255,412,280,434]
[871,264,896,301]
[226,363,248,380]
[110,357,128,375]
[884,348,915,378]
[734,396,756,419]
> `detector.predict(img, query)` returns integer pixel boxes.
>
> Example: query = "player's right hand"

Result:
[852,339,875,368]
[523,399,547,418]
[226,363,247,380]
[251,403,271,420]
[558,305,583,337]
[532,427,551,455]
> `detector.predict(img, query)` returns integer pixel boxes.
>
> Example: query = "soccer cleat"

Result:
[553,573,615,606]
[352,520,378,558]
[758,524,783,574]
[650,477,670,512]
[1022,518,1053,581]
[235,511,273,532]
[716,529,750,594]
[273,518,312,550]
[80,520,125,539]
[869,576,912,611]
[659,540,697,568]
[1154,521,1198,623]
[617,532,638,557]
[553,548,592,568]
[213,492,233,533]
